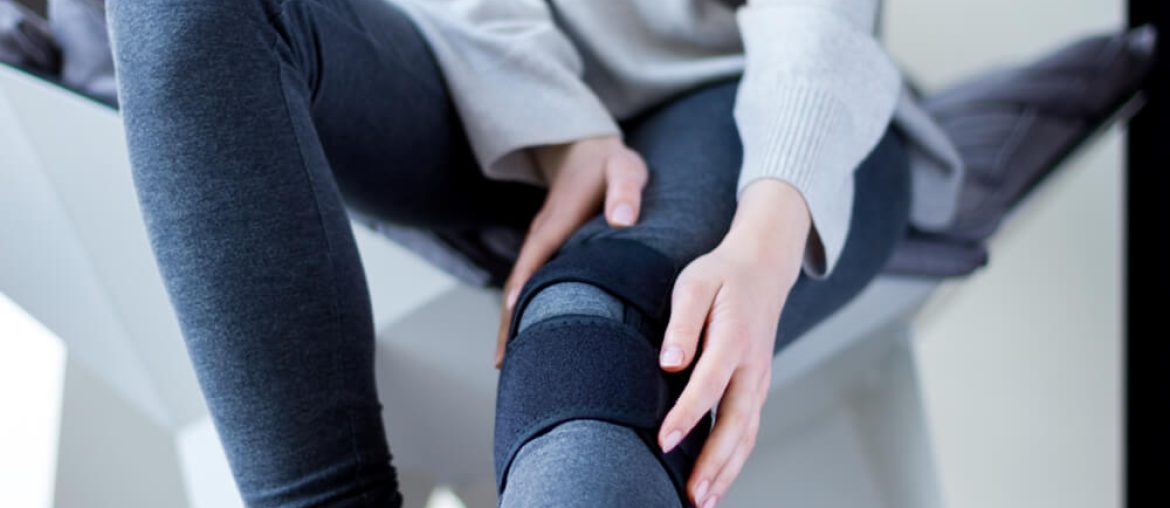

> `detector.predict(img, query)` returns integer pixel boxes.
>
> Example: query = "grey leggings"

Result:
[106,0,911,505]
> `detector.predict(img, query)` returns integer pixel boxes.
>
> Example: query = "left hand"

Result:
[656,178,812,508]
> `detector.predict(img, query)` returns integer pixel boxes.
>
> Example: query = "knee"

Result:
[494,239,710,505]
[505,236,683,343]
[516,282,625,334]
[495,291,683,500]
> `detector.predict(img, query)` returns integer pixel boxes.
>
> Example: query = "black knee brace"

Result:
[494,237,712,506]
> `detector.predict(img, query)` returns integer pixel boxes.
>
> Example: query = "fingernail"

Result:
[612,203,634,226]
[506,287,519,308]
[695,480,710,503]
[703,494,718,508]
[659,346,683,367]
[662,429,682,452]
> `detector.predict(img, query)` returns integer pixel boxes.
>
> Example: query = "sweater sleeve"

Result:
[393,0,621,187]
[733,0,902,279]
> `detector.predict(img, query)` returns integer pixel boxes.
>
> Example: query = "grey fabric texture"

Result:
[499,419,684,508]
[517,281,625,331]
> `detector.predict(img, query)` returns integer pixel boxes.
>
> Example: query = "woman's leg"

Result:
[495,79,911,506]
[498,282,685,507]
[108,0,541,506]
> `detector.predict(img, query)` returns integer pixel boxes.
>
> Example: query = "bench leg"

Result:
[846,328,944,508]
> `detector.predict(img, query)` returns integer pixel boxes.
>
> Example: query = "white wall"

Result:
[885,1,1125,507]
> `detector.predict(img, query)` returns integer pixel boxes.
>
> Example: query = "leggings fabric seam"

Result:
[268,25,372,505]
[341,0,449,100]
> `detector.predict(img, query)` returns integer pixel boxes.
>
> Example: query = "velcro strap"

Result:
[493,314,711,506]
[504,237,681,343]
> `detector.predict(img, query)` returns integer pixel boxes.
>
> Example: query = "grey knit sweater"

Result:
[388,0,965,279]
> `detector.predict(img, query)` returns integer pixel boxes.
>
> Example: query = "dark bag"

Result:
[885,27,1157,276]
[0,0,59,75]
[48,0,114,105]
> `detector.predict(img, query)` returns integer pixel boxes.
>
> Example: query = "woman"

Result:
[106,0,957,506]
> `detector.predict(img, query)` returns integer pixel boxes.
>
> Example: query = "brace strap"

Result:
[494,237,712,505]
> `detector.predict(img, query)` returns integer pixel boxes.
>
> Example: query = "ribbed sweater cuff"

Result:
[735,83,855,279]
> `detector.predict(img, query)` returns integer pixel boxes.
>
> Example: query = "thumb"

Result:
[660,272,718,372]
[604,149,648,228]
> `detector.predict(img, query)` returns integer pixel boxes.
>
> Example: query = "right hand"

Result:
[494,134,650,368]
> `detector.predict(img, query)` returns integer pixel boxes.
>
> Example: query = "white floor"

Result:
[888,1,1123,508]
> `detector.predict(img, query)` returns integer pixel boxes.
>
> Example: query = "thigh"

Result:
[562,79,742,265]
[289,0,546,231]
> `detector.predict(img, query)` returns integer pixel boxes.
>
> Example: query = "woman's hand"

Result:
[494,134,649,368]
[656,178,812,508]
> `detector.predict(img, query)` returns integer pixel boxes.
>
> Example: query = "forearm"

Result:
[732,0,899,278]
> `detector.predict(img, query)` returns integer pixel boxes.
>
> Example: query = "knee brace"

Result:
[494,237,713,506]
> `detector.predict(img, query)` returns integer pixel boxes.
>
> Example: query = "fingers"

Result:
[494,291,513,368]
[699,423,755,508]
[688,368,764,507]
[603,150,648,227]
[660,270,720,373]
[658,325,737,454]
[495,225,558,367]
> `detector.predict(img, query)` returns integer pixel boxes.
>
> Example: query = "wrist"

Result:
[722,178,812,270]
